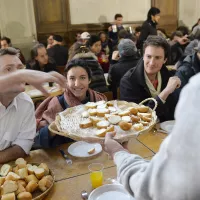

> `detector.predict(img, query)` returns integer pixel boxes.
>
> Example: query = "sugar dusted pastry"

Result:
[107,125,115,132]
[121,116,131,123]
[96,108,109,117]
[129,107,138,115]
[85,102,97,109]
[131,115,140,123]
[96,120,110,129]
[88,109,97,116]
[96,100,106,106]
[119,121,132,131]
[138,105,149,113]
[133,123,144,131]
[108,115,121,125]
[96,129,107,137]
[81,111,89,118]
[108,106,117,113]
[90,117,102,126]
[97,104,107,109]
[118,110,130,117]
[79,119,93,128]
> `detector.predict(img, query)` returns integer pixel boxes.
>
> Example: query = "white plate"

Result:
[88,184,135,200]
[68,141,102,158]
[160,120,175,133]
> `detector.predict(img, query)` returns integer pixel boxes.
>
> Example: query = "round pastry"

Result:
[108,115,121,125]
[96,108,110,117]
[131,115,140,123]
[121,116,131,123]
[119,121,132,131]
[133,123,144,131]
[138,105,149,113]
[79,119,93,128]
[85,102,97,109]
[118,110,130,117]
[88,109,97,116]
[89,117,102,126]
[129,107,138,115]
[96,120,110,129]
[96,129,107,137]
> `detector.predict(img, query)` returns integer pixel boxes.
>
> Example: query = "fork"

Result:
[59,149,73,165]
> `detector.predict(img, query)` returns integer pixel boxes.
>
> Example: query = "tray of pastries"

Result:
[0,158,54,200]
[50,99,157,143]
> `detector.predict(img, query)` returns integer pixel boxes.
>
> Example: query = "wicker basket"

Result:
[49,99,158,143]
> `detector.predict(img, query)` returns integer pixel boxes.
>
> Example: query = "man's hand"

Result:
[164,76,181,94]
[104,132,128,159]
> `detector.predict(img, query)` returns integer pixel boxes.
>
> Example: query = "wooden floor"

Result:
[26,130,167,200]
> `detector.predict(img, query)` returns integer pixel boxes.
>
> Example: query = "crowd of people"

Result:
[0,6,200,200]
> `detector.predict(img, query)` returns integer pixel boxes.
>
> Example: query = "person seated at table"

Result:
[99,31,112,58]
[108,39,139,99]
[1,36,26,64]
[175,42,200,96]
[35,58,107,148]
[120,35,181,122]
[72,45,108,93]
[0,47,36,164]
[104,72,200,200]
[26,43,57,73]
[47,34,68,66]
[46,34,54,49]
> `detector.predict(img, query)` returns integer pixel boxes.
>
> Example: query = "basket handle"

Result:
[139,98,158,111]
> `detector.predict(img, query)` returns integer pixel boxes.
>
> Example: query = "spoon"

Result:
[81,190,89,200]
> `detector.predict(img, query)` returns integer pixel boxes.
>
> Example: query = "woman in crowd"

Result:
[26,43,57,73]
[35,58,107,148]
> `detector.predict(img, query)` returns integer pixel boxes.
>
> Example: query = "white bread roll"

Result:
[5,172,20,181]
[18,168,28,179]
[79,119,93,128]
[1,192,16,200]
[0,164,12,177]
[108,115,121,125]
[96,120,110,129]
[17,192,32,200]
[85,102,96,109]
[25,180,38,193]
[34,168,45,180]
[38,163,49,176]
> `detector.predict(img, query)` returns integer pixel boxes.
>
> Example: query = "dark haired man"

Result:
[120,36,181,122]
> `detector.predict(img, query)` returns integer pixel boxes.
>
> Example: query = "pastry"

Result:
[133,123,144,131]
[25,175,39,183]
[138,112,152,118]
[141,121,149,126]
[141,116,151,122]
[17,192,32,200]
[0,177,5,186]
[18,168,28,179]
[17,180,27,188]
[15,158,27,169]
[131,115,140,123]
[129,107,138,115]
[121,116,131,123]
[89,116,101,126]
[81,111,89,118]
[119,121,132,131]
[0,164,12,177]
[12,166,19,175]
[88,109,97,116]
[138,105,149,113]
[96,120,110,129]
[38,176,53,192]
[25,180,38,193]
[38,163,49,176]
[79,119,93,128]
[107,125,115,132]
[88,148,95,154]
[96,100,106,106]
[85,102,97,109]
[1,193,16,200]
[106,101,114,107]
[97,104,107,109]
[5,172,20,181]
[107,115,121,125]
[96,108,109,117]
[118,110,130,117]
[108,107,117,113]
[34,168,45,180]
[96,129,107,137]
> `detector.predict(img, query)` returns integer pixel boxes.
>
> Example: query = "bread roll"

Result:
[138,105,149,113]
[1,192,16,200]
[15,182,26,195]
[121,116,131,123]
[5,172,20,181]
[129,107,138,115]
[27,166,34,175]
[18,168,28,179]
[25,180,38,193]
[38,176,53,192]
[85,102,96,109]
[131,115,140,123]
[17,180,27,188]
[137,112,152,118]
[12,166,19,175]
[2,180,18,194]
[118,110,130,117]
[108,107,117,113]
[38,163,49,176]
[106,101,114,107]
[17,192,32,200]
[0,164,12,177]
[108,115,121,125]
[96,129,107,137]
[34,168,45,180]
[141,116,151,122]
[119,121,132,131]
[25,175,38,183]
[96,120,110,129]
[96,100,106,106]
[97,104,107,109]
[0,177,5,186]
[79,119,93,128]
[15,158,27,169]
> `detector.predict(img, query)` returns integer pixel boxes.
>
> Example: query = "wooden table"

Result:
[26,130,167,199]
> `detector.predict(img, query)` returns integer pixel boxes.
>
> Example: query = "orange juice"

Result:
[90,171,103,188]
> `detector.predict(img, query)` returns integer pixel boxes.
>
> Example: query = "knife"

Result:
[59,149,73,165]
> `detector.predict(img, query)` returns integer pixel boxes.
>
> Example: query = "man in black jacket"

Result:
[175,43,200,95]
[120,36,181,122]
[47,35,68,66]
[108,39,139,99]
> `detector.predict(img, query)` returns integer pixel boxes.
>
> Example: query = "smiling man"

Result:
[120,36,181,122]
[0,48,36,163]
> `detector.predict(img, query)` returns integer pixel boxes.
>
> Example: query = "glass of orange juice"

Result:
[88,163,104,189]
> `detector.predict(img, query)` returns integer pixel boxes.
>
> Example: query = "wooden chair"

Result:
[56,66,66,75]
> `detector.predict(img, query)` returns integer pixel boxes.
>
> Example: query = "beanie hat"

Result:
[80,32,91,39]
[118,39,137,57]
[87,35,101,47]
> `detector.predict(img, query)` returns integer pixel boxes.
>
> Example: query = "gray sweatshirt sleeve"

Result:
[114,73,200,200]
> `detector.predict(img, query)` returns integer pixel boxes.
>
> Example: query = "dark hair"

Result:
[65,58,92,80]
[118,29,130,39]
[53,34,63,42]
[31,43,46,60]
[176,26,189,36]
[170,31,183,40]
[192,18,200,31]
[87,35,101,47]
[114,13,123,20]
[135,26,142,33]
[0,47,19,57]
[147,7,160,20]
[1,36,11,46]
[98,31,107,37]
[143,35,170,59]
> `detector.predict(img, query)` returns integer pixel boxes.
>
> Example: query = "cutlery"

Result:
[81,190,88,200]
[59,149,72,165]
